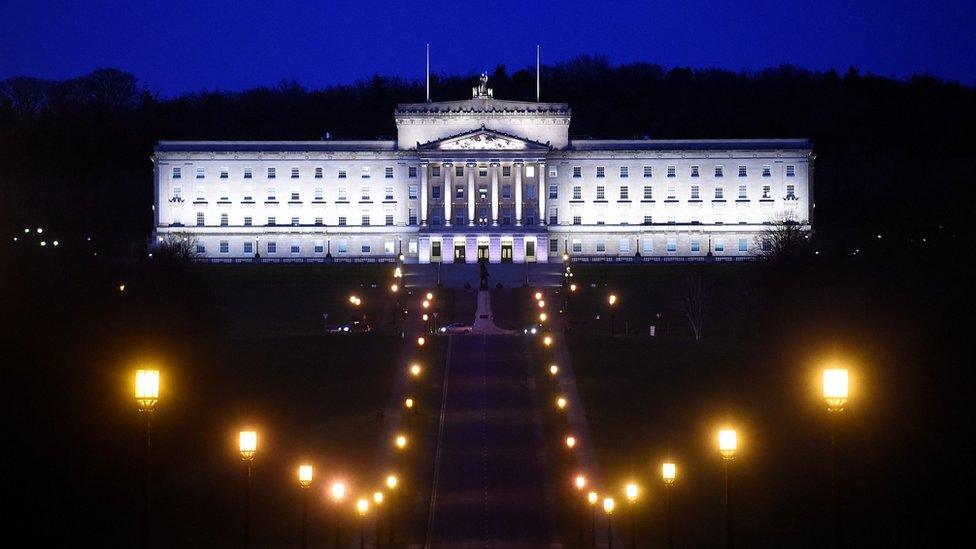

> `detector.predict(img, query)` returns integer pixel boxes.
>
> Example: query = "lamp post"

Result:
[298,465,313,549]
[331,482,346,549]
[625,482,638,549]
[373,492,384,549]
[385,475,398,544]
[662,462,677,549]
[134,369,159,549]
[604,497,616,549]
[556,396,568,411]
[587,491,599,549]
[574,475,587,546]
[565,435,577,450]
[823,368,849,548]
[239,430,257,549]
[718,429,737,549]
[607,294,618,335]
[356,498,369,549]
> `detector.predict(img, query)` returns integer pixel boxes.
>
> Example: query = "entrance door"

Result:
[431,241,442,263]
[501,242,513,263]
[477,243,489,260]
[454,242,466,263]
[525,240,536,263]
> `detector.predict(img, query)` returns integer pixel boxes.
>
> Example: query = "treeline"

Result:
[1,57,973,254]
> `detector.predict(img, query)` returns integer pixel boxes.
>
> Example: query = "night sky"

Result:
[3,0,975,96]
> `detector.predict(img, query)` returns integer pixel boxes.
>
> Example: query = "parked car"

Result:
[522,326,539,335]
[439,323,472,334]
[326,320,371,333]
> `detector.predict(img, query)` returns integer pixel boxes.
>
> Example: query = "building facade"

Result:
[152,76,813,263]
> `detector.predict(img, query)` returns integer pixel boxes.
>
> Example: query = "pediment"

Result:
[418,127,551,151]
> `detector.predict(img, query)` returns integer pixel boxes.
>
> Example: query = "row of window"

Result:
[545,205,785,225]
[428,165,537,178]
[550,184,797,201]
[173,165,418,180]
[183,211,419,227]
[198,239,414,256]
[555,164,795,179]
[174,185,420,202]
[553,237,761,255]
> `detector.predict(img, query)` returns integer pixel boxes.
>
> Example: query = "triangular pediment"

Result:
[417,126,551,151]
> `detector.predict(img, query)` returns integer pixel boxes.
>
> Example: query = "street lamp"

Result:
[604,497,616,549]
[417,336,425,347]
[426,292,433,301]
[570,283,577,292]
[385,475,398,544]
[134,369,159,549]
[394,434,408,450]
[239,430,257,549]
[662,462,677,549]
[625,483,639,549]
[718,428,737,549]
[535,291,543,300]
[331,482,346,549]
[556,396,568,411]
[823,368,849,547]
[409,364,422,378]
[538,299,546,309]
[356,499,369,549]
[298,465,313,549]
[372,491,384,549]
[390,283,399,293]
[543,335,553,348]
[608,294,618,335]
[549,364,559,377]
[404,397,415,411]
[565,435,577,449]
[574,475,587,545]
[539,312,548,323]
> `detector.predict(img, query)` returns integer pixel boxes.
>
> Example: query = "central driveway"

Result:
[426,334,554,548]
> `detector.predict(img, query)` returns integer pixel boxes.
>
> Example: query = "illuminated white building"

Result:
[152,75,812,263]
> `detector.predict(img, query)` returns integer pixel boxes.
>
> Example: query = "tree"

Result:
[757,213,811,262]
[676,273,711,341]
[152,232,199,264]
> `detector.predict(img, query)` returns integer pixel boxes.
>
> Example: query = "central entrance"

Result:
[477,243,489,260]
[454,242,466,263]
[501,242,513,263]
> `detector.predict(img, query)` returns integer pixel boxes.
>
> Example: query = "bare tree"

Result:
[153,232,199,264]
[677,273,711,341]
[757,213,810,262]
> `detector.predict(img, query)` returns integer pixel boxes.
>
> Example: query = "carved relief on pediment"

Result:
[440,132,526,150]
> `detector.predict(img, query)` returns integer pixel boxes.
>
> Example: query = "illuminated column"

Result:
[514,162,523,226]
[420,162,429,226]
[467,163,475,226]
[444,162,453,226]
[538,161,547,225]
[490,162,499,226]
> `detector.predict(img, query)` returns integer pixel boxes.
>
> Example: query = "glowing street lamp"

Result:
[409,364,422,378]
[563,252,570,262]
[422,299,430,309]
[385,475,398,544]
[662,462,677,549]
[134,369,159,548]
[404,397,415,411]
[331,482,346,549]
[604,497,616,549]
[543,335,553,348]
[556,396,568,411]
[298,465,313,548]
[822,368,849,412]
[386,475,398,491]
[574,475,587,545]
[823,368,850,547]
[390,283,399,293]
[625,482,639,549]
[539,312,548,323]
[587,491,599,548]
[565,435,577,449]
[356,498,369,549]
[239,430,257,548]
[538,299,546,309]
[394,434,408,450]
[535,291,543,300]
[570,283,577,292]
[426,292,433,301]
[372,491,384,547]
[549,364,559,377]
[607,294,618,335]
[718,428,737,549]
[417,336,425,347]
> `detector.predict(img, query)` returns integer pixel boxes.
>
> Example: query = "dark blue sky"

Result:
[3,0,974,96]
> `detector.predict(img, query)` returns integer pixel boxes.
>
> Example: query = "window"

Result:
[786,164,796,177]
[338,169,347,179]
[431,165,440,177]
[291,191,300,201]
[738,238,749,252]
[619,239,630,253]
[361,242,372,254]
[315,167,323,179]
[573,186,582,200]
[337,241,348,254]
[502,166,511,177]
[691,185,700,200]
[550,239,559,253]
[195,243,205,254]
[596,186,605,200]
[572,239,582,253]
[691,240,700,253]
[290,168,299,179]
[549,207,558,225]
[455,185,464,199]
[267,216,276,226]
[362,167,371,179]
[338,216,347,226]
[432,185,441,199]
[196,212,205,226]
[408,166,418,178]
[762,185,771,199]
[667,166,676,178]
[573,214,582,225]
[526,165,536,178]
[196,167,205,179]
[548,184,557,199]
[762,239,773,252]
[291,216,300,226]
[219,241,229,253]
[172,187,182,200]
[408,208,418,225]
[455,214,465,226]
[243,242,253,254]
[715,239,725,252]
[667,185,676,200]
[596,166,605,178]
[361,187,370,200]
[384,241,395,254]
[220,213,228,226]
[573,166,582,178]
[738,185,747,199]
[172,167,182,179]
[503,184,512,199]
[715,187,724,200]
[502,208,512,225]
[596,241,606,253]
[314,187,324,200]
[595,210,606,225]
[479,166,488,177]
[738,165,747,177]
[267,242,277,254]
[242,188,253,201]
[314,217,323,226]
[643,186,652,200]
[525,185,536,199]
[244,167,252,179]
[267,187,276,201]
[643,214,653,225]
[361,214,370,226]
[619,186,629,200]
[385,214,394,226]
[244,216,252,226]
[691,165,700,178]
[408,185,418,199]
[219,187,229,201]
[385,187,394,200]
[643,166,652,178]
[194,186,204,200]
[643,239,653,253]
[619,166,629,178]
[762,165,771,177]
[548,166,557,178]
[314,241,324,254]
[619,209,629,224]
[409,240,418,254]
[385,166,394,179]
[455,165,464,177]
[291,242,300,254]
[267,167,276,179]
[714,165,724,178]
[337,187,347,201]
[667,239,677,253]
[786,184,796,199]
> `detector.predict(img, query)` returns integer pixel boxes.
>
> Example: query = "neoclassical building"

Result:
[153,76,813,263]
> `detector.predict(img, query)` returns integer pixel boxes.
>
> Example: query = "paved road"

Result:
[426,333,554,548]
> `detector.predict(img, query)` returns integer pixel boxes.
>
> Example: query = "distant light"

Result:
[426,292,433,300]
[534,292,543,300]
[298,464,313,488]
[608,294,618,306]
[40,241,47,246]
[556,396,567,410]
[331,482,346,502]
[409,364,422,377]
[549,364,559,376]
[12,237,17,242]
[565,435,576,449]
[876,234,882,239]
[662,462,677,485]
[822,368,849,412]
[603,497,615,515]
[587,491,599,505]
[625,482,639,503]
[394,434,408,449]
[52,240,59,246]
[417,336,425,347]
[391,284,399,293]
[24,228,29,234]
[373,491,384,505]
[570,283,577,292]
[718,429,737,460]
[135,369,160,411]
[422,300,430,309]
[422,313,429,321]
[357,498,369,516]
[537,300,545,308]
[385,474,398,490]
[575,474,587,491]
[239,431,257,461]
[539,312,548,322]
[118,284,126,292]
[404,397,414,410]
[36,228,43,234]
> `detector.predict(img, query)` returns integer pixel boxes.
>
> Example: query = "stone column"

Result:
[467,163,475,226]
[538,161,547,225]
[444,162,452,226]
[420,162,429,226]
[514,162,523,226]
[490,162,499,226]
